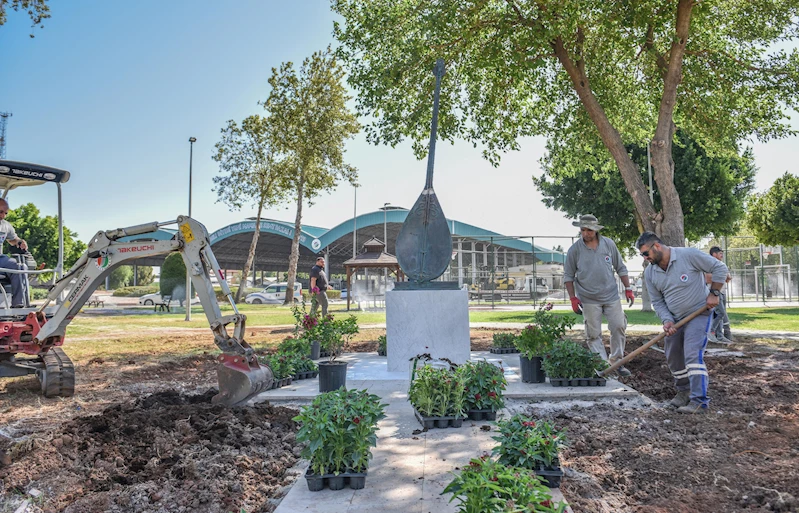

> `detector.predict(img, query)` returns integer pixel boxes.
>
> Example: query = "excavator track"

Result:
[39,347,75,397]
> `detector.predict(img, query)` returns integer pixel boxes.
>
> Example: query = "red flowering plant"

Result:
[461,359,506,411]
[492,415,567,470]
[293,388,387,475]
[442,454,566,513]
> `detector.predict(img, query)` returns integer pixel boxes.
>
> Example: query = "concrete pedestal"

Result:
[386,288,470,373]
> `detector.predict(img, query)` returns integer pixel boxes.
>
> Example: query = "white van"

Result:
[244,282,302,304]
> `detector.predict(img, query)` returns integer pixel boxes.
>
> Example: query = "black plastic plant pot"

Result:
[348,474,367,490]
[467,409,498,421]
[377,350,386,356]
[327,475,346,490]
[489,347,520,354]
[412,407,463,429]
[549,378,607,387]
[305,470,325,492]
[318,361,348,392]
[519,355,546,383]
[535,465,564,488]
[310,340,321,360]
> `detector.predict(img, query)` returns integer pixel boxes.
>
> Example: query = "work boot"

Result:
[723,329,733,341]
[706,332,719,343]
[669,390,690,408]
[717,334,734,345]
[676,402,708,414]
[616,366,632,377]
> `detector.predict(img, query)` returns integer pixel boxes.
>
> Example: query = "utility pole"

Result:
[0,112,12,159]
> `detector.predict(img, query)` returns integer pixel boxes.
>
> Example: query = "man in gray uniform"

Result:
[706,246,733,343]
[565,215,635,376]
[0,199,29,308]
[636,231,727,414]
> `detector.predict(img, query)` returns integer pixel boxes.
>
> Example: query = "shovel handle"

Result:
[597,305,708,378]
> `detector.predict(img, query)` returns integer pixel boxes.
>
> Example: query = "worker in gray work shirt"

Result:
[564,215,635,377]
[636,231,727,414]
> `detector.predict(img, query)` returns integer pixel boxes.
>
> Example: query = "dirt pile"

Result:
[1,390,299,513]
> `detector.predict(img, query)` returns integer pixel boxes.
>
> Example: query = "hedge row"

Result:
[112,285,160,297]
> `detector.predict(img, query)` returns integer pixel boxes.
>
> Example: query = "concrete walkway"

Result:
[257,352,640,513]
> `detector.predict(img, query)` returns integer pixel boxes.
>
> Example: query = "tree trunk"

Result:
[284,175,305,305]
[236,200,264,302]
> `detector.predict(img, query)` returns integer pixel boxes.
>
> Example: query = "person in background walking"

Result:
[706,247,733,343]
[636,232,728,414]
[309,256,329,317]
[564,214,635,377]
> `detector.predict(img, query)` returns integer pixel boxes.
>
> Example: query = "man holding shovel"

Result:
[565,214,635,377]
[636,232,728,414]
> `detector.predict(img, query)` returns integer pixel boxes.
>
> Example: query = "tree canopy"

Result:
[747,172,799,246]
[0,0,50,35]
[6,202,86,274]
[262,47,360,304]
[332,0,799,245]
[535,131,756,252]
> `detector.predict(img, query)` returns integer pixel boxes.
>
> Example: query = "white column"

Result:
[457,240,464,287]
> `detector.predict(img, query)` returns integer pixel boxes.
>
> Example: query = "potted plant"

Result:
[514,303,575,383]
[261,353,295,388]
[408,364,467,428]
[462,359,506,420]
[317,315,359,392]
[443,454,567,512]
[543,340,609,387]
[490,332,518,354]
[294,388,387,491]
[290,354,318,380]
[492,415,568,488]
[376,334,387,356]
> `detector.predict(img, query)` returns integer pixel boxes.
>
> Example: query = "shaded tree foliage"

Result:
[747,173,799,246]
[535,132,756,252]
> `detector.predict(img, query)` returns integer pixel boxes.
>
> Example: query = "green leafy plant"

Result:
[492,332,517,348]
[293,388,387,475]
[443,455,566,513]
[277,336,311,356]
[492,416,567,470]
[462,360,506,411]
[408,364,467,418]
[261,353,295,380]
[514,303,574,358]
[542,340,609,379]
[377,334,387,354]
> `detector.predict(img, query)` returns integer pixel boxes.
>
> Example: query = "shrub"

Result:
[443,456,566,513]
[492,332,517,348]
[301,289,341,300]
[462,360,506,411]
[277,336,311,355]
[160,253,189,298]
[514,303,574,358]
[492,416,567,470]
[542,340,608,379]
[377,334,387,354]
[112,285,160,297]
[30,288,49,300]
[408,365,467,418]
[261,353,295,380]
[108,265,133,289]
[293,388,387,475]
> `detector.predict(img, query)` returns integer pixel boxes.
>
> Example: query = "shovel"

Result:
[395,59,452,283]
[597,305,707,378]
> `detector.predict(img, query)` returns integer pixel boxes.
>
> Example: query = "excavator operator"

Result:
[0,198,30,308]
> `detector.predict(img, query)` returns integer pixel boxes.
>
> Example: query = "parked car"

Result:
[138,293,200,306]
[245,282,302,304]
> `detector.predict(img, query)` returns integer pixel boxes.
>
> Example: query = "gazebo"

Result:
[343,238,404,310]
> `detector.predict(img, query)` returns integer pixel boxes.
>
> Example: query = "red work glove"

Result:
[570,296,583,315]
[625,289,635,307]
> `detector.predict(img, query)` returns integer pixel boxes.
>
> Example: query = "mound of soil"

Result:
[1,390,299,513]
[547,336,799,513]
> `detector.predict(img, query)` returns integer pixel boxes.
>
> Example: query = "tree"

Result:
[213,115,290,302]
[108,266,133,290]
[160,253,188,301]
[332,1,799,246]
[135,265,154,286]
[0,0,50,36]
[263,47,360,304]
[535,131,757,252]
[6,202,87,280]
[747,173,799,246]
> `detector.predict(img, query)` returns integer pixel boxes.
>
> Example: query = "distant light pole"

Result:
[383,203,390,248]
[352,185,358,258]
[185,137,196,321]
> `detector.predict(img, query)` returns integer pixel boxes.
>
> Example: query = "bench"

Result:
[155,295,171,312]
[87,296,104,308]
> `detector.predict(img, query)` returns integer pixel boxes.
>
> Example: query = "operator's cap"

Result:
[572,214,603,231]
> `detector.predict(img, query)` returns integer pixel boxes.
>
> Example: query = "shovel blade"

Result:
[213,354,273,406]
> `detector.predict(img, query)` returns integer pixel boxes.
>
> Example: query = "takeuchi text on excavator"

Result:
[0,160,273,405]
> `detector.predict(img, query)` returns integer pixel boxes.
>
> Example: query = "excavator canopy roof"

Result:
[0,160,71,192]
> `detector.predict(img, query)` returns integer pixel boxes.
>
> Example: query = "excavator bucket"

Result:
[212,354,273,406]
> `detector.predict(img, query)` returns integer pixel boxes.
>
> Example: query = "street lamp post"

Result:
[185,137,196,321]
[383,202,390,248]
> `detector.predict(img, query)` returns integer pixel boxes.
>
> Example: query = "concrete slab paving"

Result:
[264,352,601,513]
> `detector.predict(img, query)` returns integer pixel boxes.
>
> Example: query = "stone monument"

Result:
[387,59,470,372]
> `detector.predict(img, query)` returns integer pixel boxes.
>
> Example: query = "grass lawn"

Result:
[65,304,799,336]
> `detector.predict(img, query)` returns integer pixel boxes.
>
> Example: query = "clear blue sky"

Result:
[1,1,796,261]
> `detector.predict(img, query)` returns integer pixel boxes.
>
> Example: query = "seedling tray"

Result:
[271,377,293,389]
[466,409,498,421]
[305,468,367,491]
[293,371,319,380]
[535,465,564,488]
[489,347,519,354]
[549,378,606,387]
[412,407,465,429]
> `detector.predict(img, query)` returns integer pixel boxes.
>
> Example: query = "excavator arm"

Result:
[28,216,273,405]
